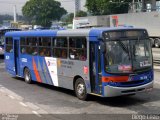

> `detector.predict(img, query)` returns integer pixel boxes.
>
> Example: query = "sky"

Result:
[0,0,86,15]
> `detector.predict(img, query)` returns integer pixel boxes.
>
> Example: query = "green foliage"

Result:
[76,11,87,17]
[61,13,74,24]
[22,0,67,27]
[85,0,132,15]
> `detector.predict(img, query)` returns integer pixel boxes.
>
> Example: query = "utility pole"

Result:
[74,0,80,18]
[13,5,17,22]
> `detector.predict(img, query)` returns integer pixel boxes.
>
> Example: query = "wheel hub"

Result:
[77,84,85,96]
[25,71,30,81]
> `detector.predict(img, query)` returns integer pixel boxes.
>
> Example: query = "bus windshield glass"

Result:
[104,31,152,74]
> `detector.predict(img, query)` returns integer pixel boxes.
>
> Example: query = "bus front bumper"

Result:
[103,81,153,97]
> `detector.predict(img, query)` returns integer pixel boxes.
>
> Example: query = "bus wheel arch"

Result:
[73,76,88,100]
[23,67,32,84]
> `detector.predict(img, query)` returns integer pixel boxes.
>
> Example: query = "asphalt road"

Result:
[0,58,160,116]
[152,48,160,60]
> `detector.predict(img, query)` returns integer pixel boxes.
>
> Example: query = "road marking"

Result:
[32,111,42,117]
[19,102,28,107]
[8,95,15,99]
[26,102,40,110]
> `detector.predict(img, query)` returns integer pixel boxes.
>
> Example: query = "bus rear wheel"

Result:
[24,68,32,84]
[75,78,88,100]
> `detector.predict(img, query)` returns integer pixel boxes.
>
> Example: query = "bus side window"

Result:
[53,37,68,59]
[39,37,52,57]
[6,37,13,53]
[20,37,26,54]
[23,37,38,55]
[69,37,87,61]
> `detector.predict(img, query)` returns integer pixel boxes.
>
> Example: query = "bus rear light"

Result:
[102,76,129,82]
[83,66,88,74]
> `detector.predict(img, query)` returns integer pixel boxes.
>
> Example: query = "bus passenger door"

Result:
[90,42,102,94]
[14,39,20,75]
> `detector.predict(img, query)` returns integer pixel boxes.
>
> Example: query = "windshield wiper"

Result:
[133,66,151,73]
[117,41,130,59]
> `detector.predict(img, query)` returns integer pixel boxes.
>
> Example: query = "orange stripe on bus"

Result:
[102,76,129,82]
[32,58,42,83]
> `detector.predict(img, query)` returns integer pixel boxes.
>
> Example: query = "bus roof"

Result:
[5,30,58,37]
[5,27,146,38]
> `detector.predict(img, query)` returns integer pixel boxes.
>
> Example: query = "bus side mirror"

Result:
[100,42,106,53]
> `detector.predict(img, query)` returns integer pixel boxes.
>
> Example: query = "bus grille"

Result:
[116,80,146,87]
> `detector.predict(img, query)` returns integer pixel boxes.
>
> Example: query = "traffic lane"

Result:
[152,48,160,53]
[0,70,160,114]
[152,48,160,60]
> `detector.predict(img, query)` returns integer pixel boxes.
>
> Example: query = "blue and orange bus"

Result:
[5,27,153,100]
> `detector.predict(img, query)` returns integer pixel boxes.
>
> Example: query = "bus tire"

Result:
[24,68,32,84]
[74,78,88,100]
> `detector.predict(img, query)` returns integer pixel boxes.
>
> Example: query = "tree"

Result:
[61,13,74,24]
[76,10,87,17]
[22,0,67,27]
[85,0,132,15]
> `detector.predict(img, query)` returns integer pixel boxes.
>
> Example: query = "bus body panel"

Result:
[5,52,16,76]
[19,55,37,81]
[55,31,92,92]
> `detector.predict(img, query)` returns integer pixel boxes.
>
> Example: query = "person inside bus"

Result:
[40,48,46,56]
[70,48,76,59]
[61,49,67,58]
[32,48,38,55]
[9,48,13,53]
[21,47,26,54]
[46,49,51,57]
[75,52,80,60]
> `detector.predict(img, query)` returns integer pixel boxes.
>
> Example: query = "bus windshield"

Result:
[104,38,152,74]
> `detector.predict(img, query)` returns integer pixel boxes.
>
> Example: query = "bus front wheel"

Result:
[75,78,88,100]
[24,68,32,84]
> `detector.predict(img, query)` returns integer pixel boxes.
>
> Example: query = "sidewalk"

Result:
[0,86,60,120]
[0,91,32,114]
